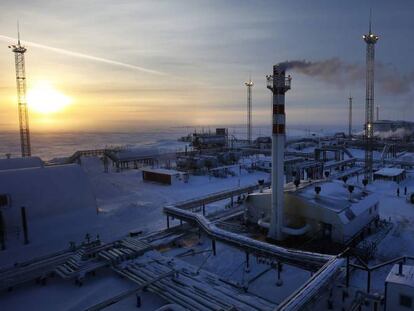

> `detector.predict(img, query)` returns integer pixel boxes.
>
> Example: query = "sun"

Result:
[27,81,72,114]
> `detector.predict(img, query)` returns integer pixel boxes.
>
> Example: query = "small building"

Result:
[142,168,184,185]
[374,168,406,183]
[385,264,414,311]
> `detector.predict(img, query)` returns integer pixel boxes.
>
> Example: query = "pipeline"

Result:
[276,257,345,311]
[164,205,332,269]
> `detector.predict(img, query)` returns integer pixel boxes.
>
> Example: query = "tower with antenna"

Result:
[348,95,353,137]
[9,24,31,157]
[362,12,378,182]
[245,76,254,144]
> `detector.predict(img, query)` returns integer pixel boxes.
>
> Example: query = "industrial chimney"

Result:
[266,65,291,240]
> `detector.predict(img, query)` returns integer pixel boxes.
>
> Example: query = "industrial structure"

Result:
[8,25,31,157]
[266,65,291,240]
[245,181,380,244]
[363,15,379,182]
[245,76,254,144]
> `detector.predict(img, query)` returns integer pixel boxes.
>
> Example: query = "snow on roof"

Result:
[0,164,96,219]
[111,147,160,161]
[386,264,414,287]
[374,167,405,177]
[294,180,377,213]
[0,156,43,171]
[142,168,181,175]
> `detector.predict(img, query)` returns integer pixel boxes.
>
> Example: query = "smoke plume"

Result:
[278,58,414,95]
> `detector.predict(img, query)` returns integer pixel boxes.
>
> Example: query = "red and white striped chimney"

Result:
[266,65,291,240]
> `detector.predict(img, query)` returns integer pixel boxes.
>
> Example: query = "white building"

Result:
[0,164,97,246]
[386,264,414,311]
[245,180,379,243]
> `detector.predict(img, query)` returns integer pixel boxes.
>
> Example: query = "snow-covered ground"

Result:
[2,150,414,310]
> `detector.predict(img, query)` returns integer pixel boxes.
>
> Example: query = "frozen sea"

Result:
[0,125,338,160]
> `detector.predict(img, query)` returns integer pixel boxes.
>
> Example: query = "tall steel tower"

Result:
[348,95,353,137]
[363,14,378,182]
[245,77,254,144]
[9,25,31,157]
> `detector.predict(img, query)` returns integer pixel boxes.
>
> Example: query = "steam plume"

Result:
[279,58,414,95]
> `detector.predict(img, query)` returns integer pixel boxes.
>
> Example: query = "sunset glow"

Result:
[27,81,72,114]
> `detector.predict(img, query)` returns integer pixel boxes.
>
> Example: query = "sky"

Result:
[0,0,413,132]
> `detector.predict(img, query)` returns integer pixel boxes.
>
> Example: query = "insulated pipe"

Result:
[21,206,29,244]
[257,219,310,236]
[155,304,187,311]
[164,205,332,268]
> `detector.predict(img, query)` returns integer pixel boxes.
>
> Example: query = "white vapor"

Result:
[0,35,167,76]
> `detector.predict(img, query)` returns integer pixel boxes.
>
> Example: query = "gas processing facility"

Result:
[2,19,414,311]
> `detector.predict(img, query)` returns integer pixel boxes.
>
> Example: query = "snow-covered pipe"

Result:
[164,205,332,268]
[257,218,270,229]
[282,224,311,236]
[155,304,187,311]
[258,219,311,236]
[276,257,345,311]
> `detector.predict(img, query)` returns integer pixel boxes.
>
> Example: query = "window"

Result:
[0,194,9,207]
[345,209,356,221]
[400,294,412,308]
